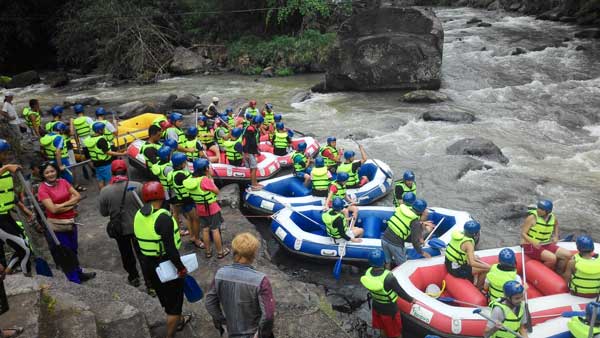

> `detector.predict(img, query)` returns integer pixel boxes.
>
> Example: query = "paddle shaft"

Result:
[474,310,525,338]
[291,129,305,136]
[590,305,598,338]
[424,216,445,243]
[271,196,327,231]
[521,244,533,332]
[112,111,120,148]
[439,297,486,308]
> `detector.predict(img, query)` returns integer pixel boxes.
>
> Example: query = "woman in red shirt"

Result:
[37,162,95,284]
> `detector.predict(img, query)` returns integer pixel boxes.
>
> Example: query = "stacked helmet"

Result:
[231,128,243,138]
[576,235,594,253]
[402,192,416,206]
[464,220,481,237]
[141,181,165,202]
[337,172,349,182]
[186,127,198,137]
[332,197,344,211]
[157,146,172,161]
[297,142,307,152]
[315,156,325,168]
[169,112,183,122]
[171,152,188,167]
[164,138,178,149]
[52,122,68,132]
[368,250,385,268]
[92,122,106,133]
[253,115,264,124]
[265,103,273,109]
[0,139,10,152]
[498,248,516,267]
[503,280,524,298]
[276,122,284,130]
[586,302,600,323]
[193,158,209,172]
[73,104,84,114]
[95,107,107,116]
[326,136,336,144]
[274,114,282,122]
[403,170,415,181]
[344,150,355,160]
[51,105,64,116]
[249,100,257,107]
[412,199,427,214]
[111,159,127,173]
[198,115,207,122]
[537,199,553,212]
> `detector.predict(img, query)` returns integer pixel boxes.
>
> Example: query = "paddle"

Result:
[111,111,120,149]
[428,238,447,250]
[424,217,445,243]
[183,274,204,303]
[333,216,355,280]
[17,171,79,274]
[348,136,393,180]
[473,308,525,338]
[520,244,533,333]
[290,128,306,137]
[590,302,599,338]
[531,311,585,319]
[270,196,328,232]
[438,296,487,308]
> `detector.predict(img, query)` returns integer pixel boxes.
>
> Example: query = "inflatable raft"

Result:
[270,205,471,262]
[258,136,320,167]
[127,139,282,181]
[395,242,598,337]
[243,159,393,214]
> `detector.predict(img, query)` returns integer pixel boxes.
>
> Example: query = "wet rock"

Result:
[309,62,326,73]
[311,81,329,93]
[422,110,475,123]
[508,2,522,11]
[261,66,274,78]
[511,47,528,55]
[574,28,600,39]
[172,93,201,109]
[45,71,70,88]
[218,183,240,208]
[400,90,449,103]
[447,137,509,164]
[575,45,586,51]
[456,157,492,179]
[169,46,213,75]
[477,22,492,27]
[6,70,40,89]
[40,290,99,338]
[467,17,483,24]
[163,94,177,107]
[116,101,159,119]
[78,97,100,106]
[292,91,313,103]
[346,131,371,141]
[481,47,488,51]
[537,8,560,21]
[559,16,577,23]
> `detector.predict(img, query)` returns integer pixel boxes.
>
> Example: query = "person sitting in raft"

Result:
[223,107,235,127]
[393,170,417,207]
[213,114,230,152]
[484,281,529,338]
[520,199,572,274]
[270,122,292,156]
[197,116,220,163]
[319,136,343,173]
[181,127,207,162]
[337,146,369,189]
[322,197,363,243]
[484,248,522,304]
[244,100,259,118]
[445,220,490,289]
[324,172,358,220]
[223,128,244,167]
[568,302,600,338]
[291,142,312,187]
[310,156,331,197]
[165,112,188,151]
[564,235,600,298]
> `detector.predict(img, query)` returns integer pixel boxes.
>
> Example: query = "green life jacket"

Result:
[167,126,186,145]
[319,145,338,168]
[568,315,600,338]
[360,268,398,304]
[273,130,289,149]
[183,176,218,205]
[227,115,235,127]
[526,209,556,244]
[445,231,474,265]
[45,121,59,133]
[569,253,600,295]
[133,207,181,257]
[152,116,167,129]
[40,133,68,160]
[215,126,228,148]
[332,181,346,200]
[83,135,111,163]
[489,300,525,338]
[337,161,359,187]
[487,264,518,303]
[264,111,275,124]
[0,170,15,214]
[151,161,171,191]
[394,180,417,206]
[246,107,259,118]
[386,204,419,241]
[22,107,40,128]
[167,168,191,201]
[140,142,161,168]
[311,166,330,192]
[183,139,201,160]
[97,120,115,144]
[224,138,242,162]
[73,116,92,139]
[322,210,347,239]
[197,125,213,145]
[292,151,307,173]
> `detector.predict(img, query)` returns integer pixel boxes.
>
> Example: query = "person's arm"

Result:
[410,220,431,258]
[16,195,34,222]
[385,273,414,303]
[155,213,184,270]
[552,219,560,243]
[54,137,64,168]
[394,185,404,204]
[98,138,125,157]
[324,187,336,210]
[257,276,275,338]
[520,215,537,246]
[562,256,576,282]
[31,114,40,136]
[40,197,74,214]
[63,183,81,206]
[200,177,220,194]
[358,145,367,164]
[205,279,226,325]
[484,306,505,337]
[99,190,110,217]
[465,241,490,270]
[0,164,21,175]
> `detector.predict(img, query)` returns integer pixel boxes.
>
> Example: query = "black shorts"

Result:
[273,147,287,156]
[445,258,474,282]
[228,158,243,167]
[140,256,184,315]
[199,212,223,230]
[312,189,328,197]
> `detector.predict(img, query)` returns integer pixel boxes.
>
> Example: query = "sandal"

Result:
[191,240,205,249]
[75,185,87,192]
[1,327,24,338]
[217,247,231,259]
[176,313,193,332]
[205,249,213,259]
[179,229,190,236]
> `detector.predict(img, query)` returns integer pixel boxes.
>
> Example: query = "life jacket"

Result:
[245,107,259,118]
[394,180,417,206]
[489,300,525,338]
[151,161,171,192]
[22,107,40,129]
[197,125,213,145]
[273,130,289,149]
[45,121,59,133]
[0,169,15,214]
[332,181,346,200]
[224,137,243,162]
[360,268,398,304]
[167,168,191,201]
[182,139,201,160]
[263,111,275,125]
[487,264,518,303]
[183,176,218,205]
[97,120,115,144]
[526,208,556,244]
[386,204,419,241]
[214,126,228,148]
[227,115,235,127]
[40,133,68,160]
[73,116,92,139]
[445,231,474,265]
[337,161,359,187]
[569,253,600,295]
[568,315,600,338]
[152,116,167,129]
[83,135,111,163]
[322,210,347,239]
[133,207,181,257]
[140,142,161,167]
[167,126,186,145]
[292,151,307,173]
[311,166,330,192]
[319,145,338,168]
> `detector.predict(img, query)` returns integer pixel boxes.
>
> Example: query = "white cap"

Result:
[212,96,219,102]
[4,91,14,97]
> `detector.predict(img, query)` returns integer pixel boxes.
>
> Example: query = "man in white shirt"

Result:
[1,92,23,142]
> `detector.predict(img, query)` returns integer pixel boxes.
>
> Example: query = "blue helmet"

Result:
[297,142,307,152]
[164,138,178,150]
[403,170,415,181]
[171,152,188,167]
[586,302,600,323]
[53,121,68,132]
[169,112,183,122]
[0,139,10,152]
[337,172,349,182]
[498,248,516,267]
[225,107,233,113]
[332,197,344,211]
[368,250,385,268]
[92,122,105,133]
[344,150,355,160]
[198,115,207,122]
[231,127,243,138]
[186,127,198,137]
[412,199,427,214]
[464,220,481,237]
[402,192,416,206]
[276,122,284,130]
[537,199,553,212]
[274,114,282,122]
[193,158,209,172]
[51,105,64,116]
[95,107,107,116]
[315,156,325,168]
[245,112,252,120]
[265,103,273,109]
[218,113,228,121]
[253,115,264,124]
[576,235,594,253]
[157,146,172,161]
[503,280,524,298]
[326,136,336,144]
[73,104,84,114]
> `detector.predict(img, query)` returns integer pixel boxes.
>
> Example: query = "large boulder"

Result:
[116,101,160,119]
[169,47,213,75]
[422,109,475,123]
[44,71,70,88]
[6,70,40,88]
[446,137,509,164]
[172,93,202,110]
[321,4,443,92]
[400,90,449,103]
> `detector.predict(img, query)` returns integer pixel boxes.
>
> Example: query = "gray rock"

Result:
[163,94,177,107]
[511,47,528,55]
[575,45,586,51]
[422,110,475,123]
[261,67,274,78]
[78,97,100,106]
[309,62,326,73]
[2,280,40,338]
[292,91,312,103]
[218,183,240,208]
[40,290,98,338]
[574,28,600,39]
[172,93,201,109]
[400,90,449,103]
[169,47,213,75]
[323,5,443,91]
[477,22,492,27]
[6,70,40,89]
[116,101,159,119]
[447,137,509,164]
[45,71,70,88]
[467,17,483,24]
[456,157,492,179]
[346,131,371,140]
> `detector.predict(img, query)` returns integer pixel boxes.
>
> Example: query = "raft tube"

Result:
[258,136,320,167]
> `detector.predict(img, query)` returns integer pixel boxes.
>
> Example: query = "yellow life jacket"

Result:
[386,204,418,241]
[322,210,346,239]
[526,209,556,244]
[489,300,524,338]
[133,208,181,257]
[0,170,15,214]
[568,315,600,338]
[569,253,600,295]
[360,268,398,304]
[183,176,217,205]
[311,166,330,191]
[445,231,474,265]
[487,264,518,303]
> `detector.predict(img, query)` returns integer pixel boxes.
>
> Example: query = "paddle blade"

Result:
[184,275,204,303]
[562,311,585,318]
[34,257,53,277]
[562,234,574,242]
[428,238,447,250]
[333,258,343,280]
[473,308,482,314]
[50,245,79,274]
[438,296,455,303]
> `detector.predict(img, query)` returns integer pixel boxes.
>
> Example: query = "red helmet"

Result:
[141,181,165,202]
[159,120,171,131]
[249,100,257,107]
[111,159,127,173]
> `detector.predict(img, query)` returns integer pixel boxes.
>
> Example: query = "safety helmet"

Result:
[337,172,349,182]
[402,192,416,206]
[157,146,172,161]
[0,139,10,152]
[503,280,524,298]
[368,250,385,268]
[193,158,210,172]
[212,96,219,102]
[198,115,207,122]
[326,136,336,144]
[92,122,105,133]
[344,150,355,160]
[186,127,198,137]
[498,248,516,267]
[231,128,243,138]
[111,159,127,174]
[163,138,178,150]
[586,302,600,323]
[297,142,307,152]
[73,104,84,114]
[276,122,284,130]
[245,112,252,120]
[537,199,553,212]
[315,156,325,168]
[225,107,233,113]
[141,181,165,202]
[168,112,183,122]
[171,152,188,168]
[576,235,594,253]
[253,115,264,124]
[52,121,68,132]
[403,170,415,181]
[249,100,257,107]
[412,199,427,214]
[95,107,107,116]
[332,197,344,211]
[464,220,481,237]
[51,105,64,116]
[274,114,282,122]
[265,103,273,109]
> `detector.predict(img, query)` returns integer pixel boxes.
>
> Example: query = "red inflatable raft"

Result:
[257,136,320,167]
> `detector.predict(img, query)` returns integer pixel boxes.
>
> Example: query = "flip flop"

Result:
[179,229,190,236]
[205,249,213,259]
[217,247,231,259]
[75,185,87,192]
[176,313,193,332]
[191,240,205,249]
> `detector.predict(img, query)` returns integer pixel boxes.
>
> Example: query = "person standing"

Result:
[484,281,529,338]
[243,115,263,190]
[1,92,23,142]
[141,125,163,171]
[22,99,41,138]
[39,122,73,184]
[206,232,275,338]
[94,108,117,145]
[133,181,191,338]
[84,122,126,189]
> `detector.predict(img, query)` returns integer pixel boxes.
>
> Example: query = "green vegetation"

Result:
[275,67,294,77]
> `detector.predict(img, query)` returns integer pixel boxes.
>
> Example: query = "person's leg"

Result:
[352,227,364,238]
[115,235,139,284]
[0,215,32,275]
[554,247,572,274]
[130,237,152,291]
[381,239,394,270]
[166,315,180,338]
[186,208,202,247]
[60,158,74,184]
[209,144,220,163]
[539,250,558,270]
[347,205,359,219]
[54,230,81,283]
